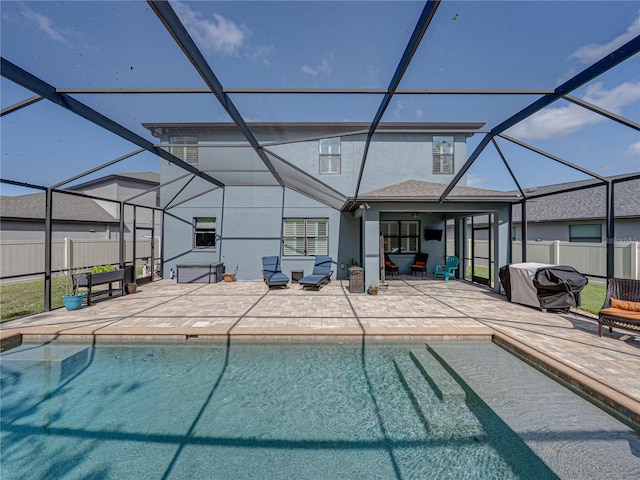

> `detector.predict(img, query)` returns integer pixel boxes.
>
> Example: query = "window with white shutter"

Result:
[283,218,329,256]
[432,136,454,174]
[319,138,341,174]
[170,136,198,165]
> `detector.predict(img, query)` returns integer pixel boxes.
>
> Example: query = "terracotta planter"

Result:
[126,283,137,294]
[368,286,379,295]
[222,273,236,282]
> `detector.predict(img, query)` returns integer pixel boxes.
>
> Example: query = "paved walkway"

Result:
[2,278,639,428]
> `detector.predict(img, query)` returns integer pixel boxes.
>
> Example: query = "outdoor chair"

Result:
[597,278,640,336]
[384,253,399,277]
[410,252,429,276]
[262,256,289,288]
[299,256,333,290]
[434,256,459,281]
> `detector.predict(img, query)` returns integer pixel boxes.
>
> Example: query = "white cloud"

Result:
[17,2,72,47]
[626,141,640,157]
[251,45,275,65]
[173,1,247,56]
[301,65,317,76]
[571,14,640,64]
[466,174,484,187]
[393,100,406,119]
[365,65,381,88]
[301,54,333,76]
[507,81,640,140]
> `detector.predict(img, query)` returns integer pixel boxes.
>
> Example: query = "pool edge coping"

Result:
[492,331,640,431]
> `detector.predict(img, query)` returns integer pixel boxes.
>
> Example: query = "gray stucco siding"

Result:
[161,185,345,281]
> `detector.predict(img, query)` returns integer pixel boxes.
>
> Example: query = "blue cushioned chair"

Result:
[434,256,459,281]
[262,256,289,288]
[299,256,333,290]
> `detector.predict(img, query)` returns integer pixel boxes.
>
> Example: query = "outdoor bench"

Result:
[598,278,640,336]
[73,270,125,306]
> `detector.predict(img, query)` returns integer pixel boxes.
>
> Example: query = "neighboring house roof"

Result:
[359,179,520,202]
[67,171,160,191]
[512,174,640,222]
[0,192,118,223]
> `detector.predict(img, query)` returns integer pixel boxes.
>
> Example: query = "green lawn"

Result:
[577,282,606,315]
[1,280,66,322]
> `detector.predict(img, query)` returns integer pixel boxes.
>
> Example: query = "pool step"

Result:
[409,348,467,403]
[393,353,483,438]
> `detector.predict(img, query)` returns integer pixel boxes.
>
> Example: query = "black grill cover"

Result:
[533,266,588,309]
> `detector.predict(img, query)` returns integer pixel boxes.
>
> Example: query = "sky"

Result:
[1,0,639,198]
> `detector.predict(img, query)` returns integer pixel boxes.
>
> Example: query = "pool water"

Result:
[1,341,638,479]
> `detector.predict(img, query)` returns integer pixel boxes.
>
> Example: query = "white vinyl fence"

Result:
[447,240,639,281]
[1,238,159,280]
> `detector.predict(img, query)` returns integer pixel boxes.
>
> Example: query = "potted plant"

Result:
[368,282,379,295]
[58,267,85,311]
[222,265,238,282]
[126,282,138,294]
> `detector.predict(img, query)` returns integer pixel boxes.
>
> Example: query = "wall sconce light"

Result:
[359,202,371,210]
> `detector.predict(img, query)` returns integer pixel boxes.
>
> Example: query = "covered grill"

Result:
[533,266,588,310]
[499,263,588,311]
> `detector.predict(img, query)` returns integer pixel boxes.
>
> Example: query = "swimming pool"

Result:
[1,341,638,479]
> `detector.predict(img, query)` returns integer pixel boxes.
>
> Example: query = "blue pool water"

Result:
[1,341,638,479]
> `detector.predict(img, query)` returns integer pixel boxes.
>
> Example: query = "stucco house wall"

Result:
[149,122,525,289]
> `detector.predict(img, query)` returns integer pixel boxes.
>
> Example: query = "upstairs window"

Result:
[432,136,454,174]
[381,220,419,253]
[170,136,198,165]
[569,224,601,243]
[283,218,329,256]
[319,137,341,174]
[194,217,216,249]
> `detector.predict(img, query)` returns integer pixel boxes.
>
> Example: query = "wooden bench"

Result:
[73,270,125,306]
[598,278,640,336]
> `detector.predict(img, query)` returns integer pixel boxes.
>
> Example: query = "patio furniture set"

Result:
[385,253,459,280]
[263,254,460,291]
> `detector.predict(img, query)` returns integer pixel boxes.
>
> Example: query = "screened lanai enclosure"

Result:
[1,1,639,317]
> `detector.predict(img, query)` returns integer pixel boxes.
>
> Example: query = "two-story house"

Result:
[144,122,519,288]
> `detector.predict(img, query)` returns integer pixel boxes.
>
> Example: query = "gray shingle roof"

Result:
[360,179,519,200]
[114,171,160,183]
[512,175,639,222]
[68,171,160,191]
[1,192,118,222]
